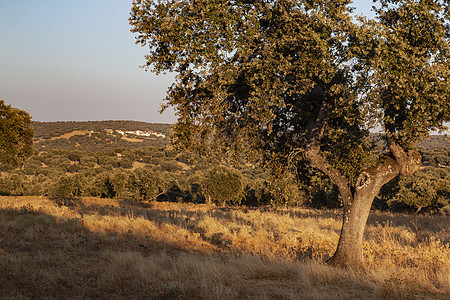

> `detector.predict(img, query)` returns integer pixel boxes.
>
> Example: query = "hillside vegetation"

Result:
[32,121,171,151]
[0,121,448,214]
[0,122,448,298]
[0,196,448,299]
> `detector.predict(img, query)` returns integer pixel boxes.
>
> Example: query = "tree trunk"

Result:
[327,153,417,268]
[303,101,421,269]
[327,190,377,268]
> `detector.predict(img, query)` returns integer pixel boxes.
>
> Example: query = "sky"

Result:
[0,0,375,123]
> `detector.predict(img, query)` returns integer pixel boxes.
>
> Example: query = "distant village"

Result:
[105,129,166,138]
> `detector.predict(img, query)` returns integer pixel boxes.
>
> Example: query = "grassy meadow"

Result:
[0,196,448,299]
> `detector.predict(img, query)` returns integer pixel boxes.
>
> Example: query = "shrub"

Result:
[53,176,75,197]
[127,169,169,201]
[202,166,244,206]
[387,168,450,213]
[22,160,42,175]
[80,156,97,167]
[67,163,81,173]
[119,159,133,169]
[160,160,183,172]
[267,170,306,207]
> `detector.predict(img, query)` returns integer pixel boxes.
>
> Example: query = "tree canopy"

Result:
[130,0,449,267]
[0,100,34,167]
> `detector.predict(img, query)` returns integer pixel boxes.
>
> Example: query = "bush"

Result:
[22,160,42,175]
[267,170,306,207]
[93,170,130,199]
[202,166,244,206]
[127,169,169,201]
[67,163,81,173]
[119,159,133,169]
[53,176,75,197]
[160,160,183,172]
[176,152,194,165]
[387,168,450,213]
[80,156,97,167]
[164,148,178,158]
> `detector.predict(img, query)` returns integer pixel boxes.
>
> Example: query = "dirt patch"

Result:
[121,136,144,143]
[34,131,92,143]
[132,161,147,169]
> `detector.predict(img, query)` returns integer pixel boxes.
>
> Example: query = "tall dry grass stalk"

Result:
[0,196,448,299]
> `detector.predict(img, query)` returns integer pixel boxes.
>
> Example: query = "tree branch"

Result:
[304,100,352,207]
[386,133,421,176]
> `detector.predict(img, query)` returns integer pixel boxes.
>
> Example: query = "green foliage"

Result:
[22,160,42,175]
[307,173,341,209]
[53,176,76,197]
[130,0,449,211]
[266,163,306,206]
[0,100,34,167]
[80,156,97,167]
[202,166,244,206]
[361,0,450,147]
[159,160,183,172]
[420,146,450,167]
[386,168,450,213]
[0,119,447,214]
[128,168,170,201]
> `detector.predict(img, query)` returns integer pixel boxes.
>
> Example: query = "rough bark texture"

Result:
[305,103,422,269]
[327,155,402,268]
[306,144,421,268]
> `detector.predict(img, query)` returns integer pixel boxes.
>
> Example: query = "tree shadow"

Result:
[1,198,446,298]
[366,210,449,230]
[0,205,193,298]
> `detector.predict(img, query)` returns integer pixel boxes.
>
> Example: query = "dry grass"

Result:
[0,196,448,299]
[121,136,144,143]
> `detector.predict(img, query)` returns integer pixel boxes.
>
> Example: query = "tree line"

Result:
[33,120,171,140]
[0,144,448,214]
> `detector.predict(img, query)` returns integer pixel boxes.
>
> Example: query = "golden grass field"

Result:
[0,196,448,299]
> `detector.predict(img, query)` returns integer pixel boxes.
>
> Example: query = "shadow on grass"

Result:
[47,197,450,247]
[1,198,447,299]
[0,204,213,299]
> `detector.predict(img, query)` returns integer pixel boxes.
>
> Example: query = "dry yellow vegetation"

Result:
[0,196,448,299]
[121,136,144,143]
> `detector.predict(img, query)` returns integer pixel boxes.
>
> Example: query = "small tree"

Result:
[202,165,244,206]
[388,168,450,213]
[128,168,170,201]
[130,0,449,268]
[0,100,34,167]
[53,176,75,198]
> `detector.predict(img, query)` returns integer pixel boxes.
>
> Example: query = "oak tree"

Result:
[202,165,244,205]
[130,0,449,268]
[0,100,34,167]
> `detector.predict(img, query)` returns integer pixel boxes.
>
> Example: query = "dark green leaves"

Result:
[0,100,34,167]
[131,0,449,188]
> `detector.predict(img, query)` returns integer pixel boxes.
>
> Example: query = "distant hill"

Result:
[31,121,448,156]
[32,121,172,151]
[418,134,449,148]
[33,120,171,140]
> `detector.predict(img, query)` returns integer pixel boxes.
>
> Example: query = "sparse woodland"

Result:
[0,123,448,299]
[0,121,448,214]
[1,0,450,297]
[129,0,449,268]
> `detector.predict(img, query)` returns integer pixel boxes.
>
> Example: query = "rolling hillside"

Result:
[32,121,171,151]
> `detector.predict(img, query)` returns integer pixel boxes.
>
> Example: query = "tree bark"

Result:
[328,151,420,268]
[328,191,374,267]
[304,99,422,269]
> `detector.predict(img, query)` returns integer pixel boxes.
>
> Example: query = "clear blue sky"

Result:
[0,0,375,123]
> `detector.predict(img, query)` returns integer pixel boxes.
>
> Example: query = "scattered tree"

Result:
[0,100,34,167]
[130,0,450,268]
[202,165,244,205]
